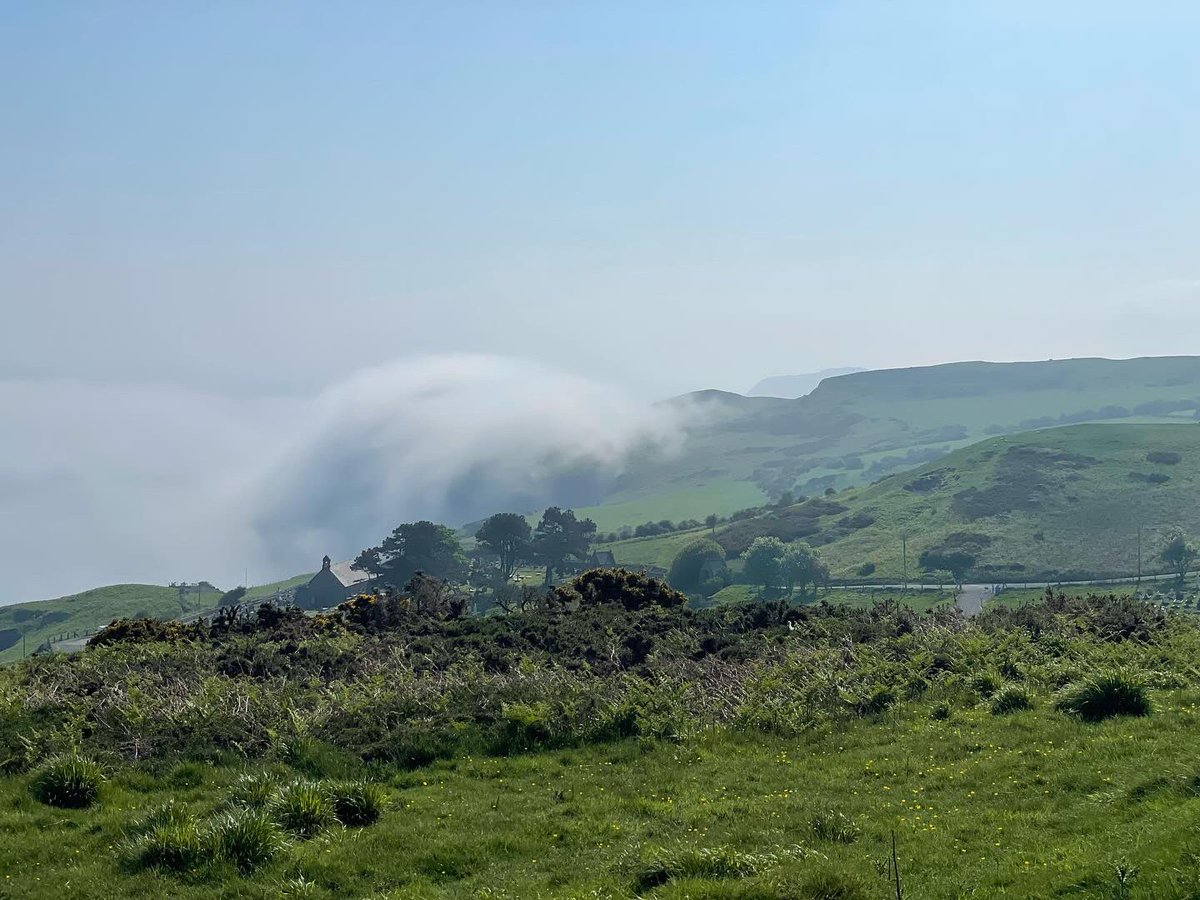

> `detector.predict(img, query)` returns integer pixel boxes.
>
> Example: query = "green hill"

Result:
[0,585,190,664]
[589,356,1200,532]
[0,574,314,665]
[602,423,1200,582]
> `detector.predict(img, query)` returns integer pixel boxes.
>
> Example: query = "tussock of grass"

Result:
[990,684,1034,715]
[1056,671,1151,722]
[211,808,287,873]
[120,805,207,874]
[228,771,280,809]
[632,844,813,892]
[810,809,862,843]
[330,780,386,826]
[270,780,336,839]
[29,754,104,809]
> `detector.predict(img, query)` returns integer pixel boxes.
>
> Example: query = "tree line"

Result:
[352,507,598,590]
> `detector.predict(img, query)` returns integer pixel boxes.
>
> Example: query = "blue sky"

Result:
[4,2,1200,599]
[5,1,1200,397]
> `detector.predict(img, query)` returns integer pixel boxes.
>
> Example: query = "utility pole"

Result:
[901,535,908,594]
[1137,526,1142,586]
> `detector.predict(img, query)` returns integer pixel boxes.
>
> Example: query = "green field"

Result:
[9,703,1200,899]
[572,481,767,534]
[583,357,1200,533]
[3,581,1200,898]
[601,423,1200,583]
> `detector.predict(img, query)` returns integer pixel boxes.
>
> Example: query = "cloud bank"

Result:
[0,356,687,604]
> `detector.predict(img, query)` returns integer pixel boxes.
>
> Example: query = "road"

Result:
[955,585,991,617]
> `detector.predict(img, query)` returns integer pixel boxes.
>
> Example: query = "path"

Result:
[955,584,991,617]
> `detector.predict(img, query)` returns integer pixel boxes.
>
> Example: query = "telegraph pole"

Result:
[1137,526,1142,586]
[901,535,908,593]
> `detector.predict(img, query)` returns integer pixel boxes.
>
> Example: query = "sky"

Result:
[3,1,1200,601]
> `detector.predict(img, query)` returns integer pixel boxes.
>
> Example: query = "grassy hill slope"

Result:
[594,356,1200,532]
[0,573,315,665]
[0,585,188,664]
[3,581,1200,897]
[604,423,1200,581]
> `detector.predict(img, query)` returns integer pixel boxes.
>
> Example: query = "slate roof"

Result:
[328,561,375,588]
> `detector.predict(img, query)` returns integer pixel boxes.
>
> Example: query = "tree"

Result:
[779,543,829,598]
[919,547,975,588]
[532,507,597,585]
[705,513,719,535]
[474,513,532,581]
[1160,530,1198,584]
[668,539,727,592]
[218,586,247,608]
[354,520,468,586]
[743,536,785,591]
[403,572,467,619]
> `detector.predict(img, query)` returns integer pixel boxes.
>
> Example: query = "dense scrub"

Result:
[0,572,1191,778]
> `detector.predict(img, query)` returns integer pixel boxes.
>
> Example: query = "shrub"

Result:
[1056,671,1151,722]
[212,808,287,873]
[330,780,387,826]
[29,754,105,809]
[990,684,1033,715]
[271,780,337,839]
[668,539,727,592]
[121,805,207,873]
[929,701,951,721]
[810,809,861,843]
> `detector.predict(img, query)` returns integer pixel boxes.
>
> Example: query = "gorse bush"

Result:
[271,780,337,839]
[1056,671,1151,722]
[330,780,387,826]
[990,684,1034,715]
[29,754,104,808]
[212,808,287,873]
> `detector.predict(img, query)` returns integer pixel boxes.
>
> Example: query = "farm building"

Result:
[294,556,379,609]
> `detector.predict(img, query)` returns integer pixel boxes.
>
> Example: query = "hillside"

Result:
[602,423,1200,582]
[0,574,313,665]
[0,585,190,665]
[589,356,1200,532]
[2,577,1198,897]
[745,366,866,398]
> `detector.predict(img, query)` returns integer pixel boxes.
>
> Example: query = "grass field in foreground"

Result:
[6,699,1200,898]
